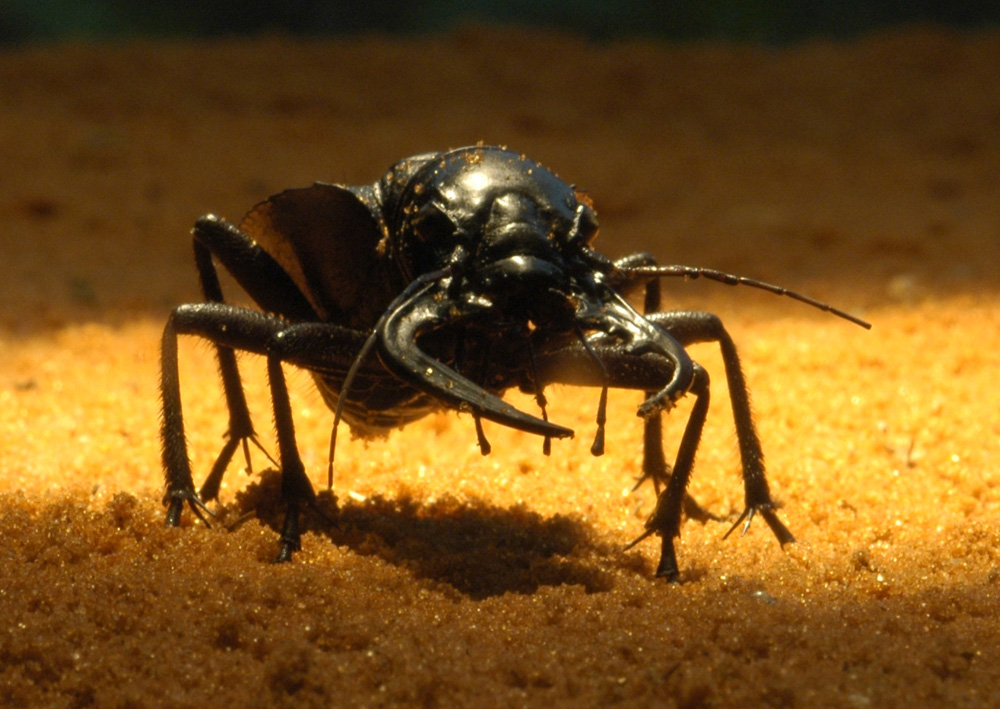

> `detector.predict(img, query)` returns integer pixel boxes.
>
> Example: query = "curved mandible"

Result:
[585,291,696,417]
[376,286,574,441]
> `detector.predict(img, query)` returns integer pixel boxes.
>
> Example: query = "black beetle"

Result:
[160,145,869,580]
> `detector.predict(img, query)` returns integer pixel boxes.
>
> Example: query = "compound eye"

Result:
[570,202,600,245]
[410,202,456,244]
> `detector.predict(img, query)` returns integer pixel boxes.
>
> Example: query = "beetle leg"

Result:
[247,319,382,559]
[645,310,795,546]
[161,304,357,547]
[627,363,711,580]
[161,313,215,527]
[530,341,709,581]
[609,254,718,520]
[188,216,319,499]
[161,304,299,523]
[194,241,265,498]
[574,290,707,509]
[192,214,318,321]
[608,253,669,492]
[264,347,315,563]
[164,307,370,557]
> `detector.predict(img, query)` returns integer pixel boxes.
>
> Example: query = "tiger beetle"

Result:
[160,146,870,580]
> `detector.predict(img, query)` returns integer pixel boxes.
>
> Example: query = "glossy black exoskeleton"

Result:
[160,146,869,580]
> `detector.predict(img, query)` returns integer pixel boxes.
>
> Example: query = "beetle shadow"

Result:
[232,470,621,600]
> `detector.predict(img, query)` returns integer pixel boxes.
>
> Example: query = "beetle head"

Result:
[383,146,604,328]
[364,146,694,444]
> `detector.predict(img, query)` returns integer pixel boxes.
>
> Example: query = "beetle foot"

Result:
[630,466,671,493]
[624,527,681,582]
[163,488,215,528]
[655,535,681,582]
[200,430,276,501]
[275,541,297,563]
[273,496,338,563]
[723,504,795,546]
[274,501,302,563]
[239,430,278,471]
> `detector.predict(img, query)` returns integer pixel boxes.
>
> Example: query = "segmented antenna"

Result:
[622,265,872,330]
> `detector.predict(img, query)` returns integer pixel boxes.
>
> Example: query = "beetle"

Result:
[160,145,869,580]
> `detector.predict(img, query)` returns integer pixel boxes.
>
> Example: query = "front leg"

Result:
[647,310,794,545]
[262,321,378,561]
[637,363,711,580]
[265,348,314,562]
[532,342,710,580]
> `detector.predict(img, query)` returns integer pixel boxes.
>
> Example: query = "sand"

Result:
[1,27,999,707]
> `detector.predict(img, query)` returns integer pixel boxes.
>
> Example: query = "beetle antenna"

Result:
[622,265,871,330]
[328,326,379,488]
[328,268,452,488]
[575,326,609,456]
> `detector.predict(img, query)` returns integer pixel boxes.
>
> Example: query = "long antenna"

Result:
[327,267,452,488]
[622,265,872,330]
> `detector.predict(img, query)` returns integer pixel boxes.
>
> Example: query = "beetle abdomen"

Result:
[311,372,441,438]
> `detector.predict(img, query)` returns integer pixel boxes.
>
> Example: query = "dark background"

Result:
[2,0,998,45]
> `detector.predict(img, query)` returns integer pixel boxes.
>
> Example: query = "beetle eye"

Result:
[411,202,456,243]
[569,203,599,245]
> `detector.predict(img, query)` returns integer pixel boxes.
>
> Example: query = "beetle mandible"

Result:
[160,145,870,580]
